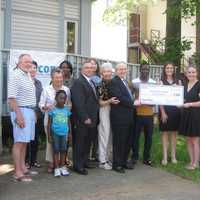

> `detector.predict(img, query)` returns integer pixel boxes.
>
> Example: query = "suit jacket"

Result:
[71,74,99,127]
[108,76,135,125]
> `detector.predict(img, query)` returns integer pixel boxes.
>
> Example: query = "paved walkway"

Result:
[0,157,200,200]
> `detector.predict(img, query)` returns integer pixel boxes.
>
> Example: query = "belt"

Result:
[19,106,36,110]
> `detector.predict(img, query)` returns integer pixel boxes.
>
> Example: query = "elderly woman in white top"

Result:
[98,63,119,170]
[39,68,71,173]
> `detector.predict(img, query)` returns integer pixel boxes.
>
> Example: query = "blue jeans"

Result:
[52,134,67,153]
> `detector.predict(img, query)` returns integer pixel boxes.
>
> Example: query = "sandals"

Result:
[185,164,199,170]
[66,160,73,167]
[24,170,39,175]
[13,175,32,182]
[143,160,152,166]
[47,165,54,173]
[171,159,178,164]
[32,162,41,168]
[161,160,168,166]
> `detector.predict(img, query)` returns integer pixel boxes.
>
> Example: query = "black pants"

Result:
[132,116,154,161]
[26,117,44,165]
[72,123,97,170]
[111,124,133,168]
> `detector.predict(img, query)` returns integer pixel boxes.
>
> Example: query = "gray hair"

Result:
[115,62,127,69]
[18,54,31,63]
[101,62,113,71]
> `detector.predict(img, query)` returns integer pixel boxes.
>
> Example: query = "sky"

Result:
[91,0,127,62]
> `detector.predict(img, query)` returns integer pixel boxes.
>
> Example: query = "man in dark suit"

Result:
[71,61,99,175]
[108,62,135,173]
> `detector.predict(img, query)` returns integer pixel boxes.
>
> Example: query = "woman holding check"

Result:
[179,66,200,170]
[159,63,181,166]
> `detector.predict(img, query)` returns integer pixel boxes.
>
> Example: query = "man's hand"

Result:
[84,118,92,125]
[16,111,25,128]
[161,111,168,123]
[134,99,141,106]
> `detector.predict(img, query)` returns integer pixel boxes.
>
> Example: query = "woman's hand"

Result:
[42,104,54,112]
[161,111,168,123]
[48,134,52,143]
[109,97,120,104]
[183,102,192,108]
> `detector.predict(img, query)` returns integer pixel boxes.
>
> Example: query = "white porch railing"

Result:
[1,49,163,116]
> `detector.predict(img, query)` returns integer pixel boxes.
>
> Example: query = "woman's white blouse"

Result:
[39,84,71,126]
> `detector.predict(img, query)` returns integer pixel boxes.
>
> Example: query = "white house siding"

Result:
[1,0,5,9]
[64,0,80,20]
[11,0,60,51]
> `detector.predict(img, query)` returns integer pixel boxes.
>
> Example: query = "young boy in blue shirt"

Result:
[47,90,71,177]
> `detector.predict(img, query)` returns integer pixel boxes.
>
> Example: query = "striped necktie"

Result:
[123,80,133,100]
[89,79,98,99]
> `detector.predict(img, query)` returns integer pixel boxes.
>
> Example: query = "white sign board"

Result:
[9,49,65,88]
[139,84,184,106]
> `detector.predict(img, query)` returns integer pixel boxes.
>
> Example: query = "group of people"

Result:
[7,53,200,182]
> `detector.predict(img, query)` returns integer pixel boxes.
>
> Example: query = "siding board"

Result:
[64,0,80,20]
[12,0,59,16]
[12,13,59,51]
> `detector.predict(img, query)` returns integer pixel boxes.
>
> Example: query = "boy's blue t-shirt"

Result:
[48,106,71,136]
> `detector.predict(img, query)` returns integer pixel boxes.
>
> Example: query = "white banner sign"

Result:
[139,83,184,106]
[9,49,65,88]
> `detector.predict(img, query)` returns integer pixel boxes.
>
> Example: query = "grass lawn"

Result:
[139,126,200,183]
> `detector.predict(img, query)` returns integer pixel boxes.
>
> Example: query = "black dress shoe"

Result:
[113,166,125,173]
[131,159,138,165]
[143,160,152,166]
[74,168,88,175]
[124,163,134,170]
[84,164,96,169]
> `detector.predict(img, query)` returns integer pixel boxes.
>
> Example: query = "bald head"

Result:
[18,54,33,72]
[115,62,128,79]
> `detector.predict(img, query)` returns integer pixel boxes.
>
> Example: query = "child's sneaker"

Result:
[60,166,70,176]
[99,162,112,170]
[54,168,61,177]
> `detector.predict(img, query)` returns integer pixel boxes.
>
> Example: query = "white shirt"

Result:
[39,84,71,127]
[39,84,71,110]
[132,77,156,89]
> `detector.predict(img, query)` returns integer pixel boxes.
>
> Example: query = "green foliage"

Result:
[103,0,155,25]
[140,126,200,183]
[140,59,149,65]
[152,37,192,64]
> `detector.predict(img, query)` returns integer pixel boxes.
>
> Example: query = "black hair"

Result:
[50,68,63,79]
[140,64,150,71]
[32,60,38,68]
[55,90,67,99]
[59,60,73,75]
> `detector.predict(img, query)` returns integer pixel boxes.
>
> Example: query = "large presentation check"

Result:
[139,84,184,106]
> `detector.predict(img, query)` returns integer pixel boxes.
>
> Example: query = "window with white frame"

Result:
[65,21,78,54]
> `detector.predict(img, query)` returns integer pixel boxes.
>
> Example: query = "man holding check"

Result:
[132,64,156,166]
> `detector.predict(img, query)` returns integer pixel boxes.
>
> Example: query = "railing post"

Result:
[0,0,3,154]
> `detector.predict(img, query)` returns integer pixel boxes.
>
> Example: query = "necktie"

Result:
[89,80,98,99]
[123,80,133,100]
